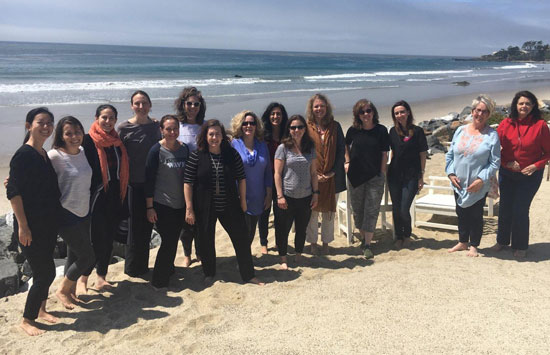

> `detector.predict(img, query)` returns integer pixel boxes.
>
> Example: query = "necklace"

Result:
[209,153,222,194]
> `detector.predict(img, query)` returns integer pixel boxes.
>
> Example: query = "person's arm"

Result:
[238,179,247,212]
[146,197,157,223]
[263,144,273,210]
[344,144,351,174]
[310,158,319,209]
[419,151,427,190]
[6,151,32,246]
[183,152,198,225]
[327,122,345,179]
[522,122,550,175]
[468,130,502,192]
[380,151,388,175]
[145,144,160,223]
[274,157,287,210]
[10,196,32,246]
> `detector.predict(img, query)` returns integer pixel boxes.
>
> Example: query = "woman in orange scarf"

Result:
[78,104,129,294]
[305,94,346,254]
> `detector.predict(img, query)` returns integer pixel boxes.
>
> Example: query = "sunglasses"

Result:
[185,101,201,108]
[359,108,373,115]
[289,125,305,131]
[242,121,257,127]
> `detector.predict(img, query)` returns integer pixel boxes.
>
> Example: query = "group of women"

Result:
[8,88,549,336]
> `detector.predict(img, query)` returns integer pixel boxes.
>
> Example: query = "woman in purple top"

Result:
[231,110,273,248]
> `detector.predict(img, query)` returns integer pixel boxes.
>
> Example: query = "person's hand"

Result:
[318,174,327,183]
[448,174,461,189]
[185,208,195,225]
[466,178,484,193]
[146,208,157,223]
[506,161,521,171]
[277,196,288,210]
[521,164,538,176]
[240,199,247,213]
[3,175,9,189]
[18,224,32,246]
[263,191,272,210]
[344,162,349,173]
[310,194,318,209]
[418,178,425,191]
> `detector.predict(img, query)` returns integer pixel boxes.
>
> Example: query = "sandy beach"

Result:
[1,89,550,354]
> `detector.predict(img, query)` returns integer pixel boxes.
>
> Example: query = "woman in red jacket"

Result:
[493,91,550,257]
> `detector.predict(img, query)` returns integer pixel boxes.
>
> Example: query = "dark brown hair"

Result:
[174,87,206,124]
[282,115,314,154]
[352,99,379,129]
[196,119,230,151]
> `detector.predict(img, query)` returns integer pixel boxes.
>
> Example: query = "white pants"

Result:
[306,210,335,244]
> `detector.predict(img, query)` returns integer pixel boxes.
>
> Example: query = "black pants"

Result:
[152,203,184,288]
[244,214,260,245]
[496,168,543,250]
[258,184,276,246]
[199,207,255,282]
[125,183,154,277]
[274,195,312,256]
[19,221,57,320]
[388,178,418,240]
[61,217,95,281]
[455,193,487,247]
[180,220,199,257]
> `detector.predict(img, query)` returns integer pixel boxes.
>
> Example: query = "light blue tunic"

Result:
[445,125,501,207]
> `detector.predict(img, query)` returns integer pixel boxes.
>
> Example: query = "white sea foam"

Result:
[0,78,292,93]
[304,69,473,81]
[493,63,537,70]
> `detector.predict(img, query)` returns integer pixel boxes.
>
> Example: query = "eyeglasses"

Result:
[473,108,489,115]
[185,101,201,108]
[359,108,373,115]
[242,121,257,127]
[289,125,305,131]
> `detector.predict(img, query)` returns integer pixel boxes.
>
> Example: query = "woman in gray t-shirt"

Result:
[274,115,319,270]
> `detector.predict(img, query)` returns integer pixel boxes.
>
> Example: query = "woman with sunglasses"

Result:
[231,111,272,249]
[387,100,428,249]
[305,93,346,255]
[184,119,263,285]
[344,100,389,259]
[274,115,319,269]
[118,90,161,277]
[174,86,206,267]
[258,103,289,254]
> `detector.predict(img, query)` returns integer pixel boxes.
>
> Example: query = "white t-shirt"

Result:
[48,147,93,217]
[178,123,201,152]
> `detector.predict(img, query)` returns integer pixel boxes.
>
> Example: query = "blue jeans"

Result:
[388,178,418,240]
[496,168,543,250]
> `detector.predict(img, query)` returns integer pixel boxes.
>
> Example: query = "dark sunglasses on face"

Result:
[185,101,201,108]
[242,121,257,127]
[359,108,373,115]
[289,125,305,131]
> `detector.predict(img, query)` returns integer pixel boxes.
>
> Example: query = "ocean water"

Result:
[2,41,550,108]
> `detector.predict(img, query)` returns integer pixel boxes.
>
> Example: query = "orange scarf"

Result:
[88,120,129,201]
[308,120,337,212]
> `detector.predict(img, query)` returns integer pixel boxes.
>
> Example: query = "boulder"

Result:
[0,259,19,297]
[459,106,472,119]
[427,135,446,154]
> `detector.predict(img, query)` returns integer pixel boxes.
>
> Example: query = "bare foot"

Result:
[310,243,319,255]
[280,256,288,270]
[55,289,75,310]
[70,293,83,304]
[402,237,412,248]
[321,243,329,255]
[248,277,265,286]
[20,318,45,336]
[467,246,479,257]
[491,243,504,251]
[514,250,526,258]
[96,277,114,291]
[448,242,469,253]
[182,256,192,267]
[38,309,58,324]
[394,239,403,250]
[261,246,268,255]
[76,276,88,297]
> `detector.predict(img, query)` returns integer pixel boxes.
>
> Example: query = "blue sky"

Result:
[1,0,549,56]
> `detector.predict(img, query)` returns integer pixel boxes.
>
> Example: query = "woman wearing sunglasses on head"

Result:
[344,99,389,259]
[174,86,206,267]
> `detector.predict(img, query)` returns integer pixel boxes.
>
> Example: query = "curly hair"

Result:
[282,115,314,154]
[261,102,288,142]
[391,100,415,137]
[306,93,334,128]
[230,110,264,141]
[196,119,230,152]
[510,90,541,121]
[174,87,206,124]
[352,99,379,129]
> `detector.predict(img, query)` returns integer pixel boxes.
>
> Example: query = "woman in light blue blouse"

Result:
[231,110,273,247]
[446,94,500,257]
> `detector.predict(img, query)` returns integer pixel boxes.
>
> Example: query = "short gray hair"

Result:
[471,94,496,116]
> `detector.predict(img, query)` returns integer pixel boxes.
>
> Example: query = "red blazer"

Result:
[497,115,550,171]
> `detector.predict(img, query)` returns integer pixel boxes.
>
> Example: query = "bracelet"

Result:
[344,161,350,164]
[146,206,154,210]
[277,196,284,200]
[312,190,320,194]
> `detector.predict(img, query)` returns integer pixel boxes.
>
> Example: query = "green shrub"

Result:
[487,112,505,126]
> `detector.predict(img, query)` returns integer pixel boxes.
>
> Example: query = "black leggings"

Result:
[152,203,184,288]
[125,183,154,277]
[61,217,95,281]
[274,195,312,256]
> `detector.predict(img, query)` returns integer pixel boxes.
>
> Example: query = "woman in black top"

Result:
[7,107,62,336]
[344,99,389,259]
[387,100,428,249]
[184,119,263,286]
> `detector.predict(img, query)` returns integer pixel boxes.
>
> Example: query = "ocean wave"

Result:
[493,63,537,70]
[304,69,473,81]
[0,77,292,93]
